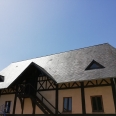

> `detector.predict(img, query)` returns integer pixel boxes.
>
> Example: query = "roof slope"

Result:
[0,43,116,89]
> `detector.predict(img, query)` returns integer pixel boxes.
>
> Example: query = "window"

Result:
[5,101,11,113]
[85,60,105,70]
[63,97,72,112]
[0,75,4,82]
[91,96,104,112]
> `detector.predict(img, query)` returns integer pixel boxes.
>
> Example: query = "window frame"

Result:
[85,60,105,70]
[0,75,4,82]
[91,95,104,112]
[63,97,72,112]
[5,101,11,113]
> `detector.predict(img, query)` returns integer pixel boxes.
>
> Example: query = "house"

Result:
[0,43,116,116]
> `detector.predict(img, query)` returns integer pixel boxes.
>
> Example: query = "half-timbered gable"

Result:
[0,43,116,116]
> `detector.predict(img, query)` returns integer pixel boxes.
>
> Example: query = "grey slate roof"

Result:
[0,43,116,89]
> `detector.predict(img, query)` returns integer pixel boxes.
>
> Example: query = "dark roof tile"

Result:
[0,43,116,88]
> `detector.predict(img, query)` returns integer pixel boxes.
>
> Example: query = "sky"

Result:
[0,0,116,70]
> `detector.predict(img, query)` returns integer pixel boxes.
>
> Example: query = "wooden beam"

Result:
[84,84,111,88]
[30,97,36,114]
[110,78,116,113]
[22,98,24,114]
[12,94,17,114]
[55,84,58,115]
[80,82,86,114]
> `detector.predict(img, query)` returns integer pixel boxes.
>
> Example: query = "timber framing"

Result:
[4,112,115,115]
[0,78,112,95]
[0,78,113,115]
[110,78,116,113]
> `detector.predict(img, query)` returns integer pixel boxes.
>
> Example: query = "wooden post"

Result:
[110,78,116,113]
[12,94,17,114]
[22,98,24,114]
[13,85,18,114]
[81,82,86,114]
[55,84,58,115]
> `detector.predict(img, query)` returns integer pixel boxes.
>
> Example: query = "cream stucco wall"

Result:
[15,97,22,114]
[23,98,33,114]
[38,88,82,114]
[85,86,115,114]
[36,77,56,113]
[35,106,44,114]
[0,94,15,114]
[23,98,45,114]
[59,89,82,114]
[0,79,113,115]
[38,90,56,113]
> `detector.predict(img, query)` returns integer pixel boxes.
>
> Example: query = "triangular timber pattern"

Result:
[0,62,60,115]
[13,62,60,115]
[85,79,111,87]
[85,60,105,70]
[37,76,56,91]
[17,84,61,115]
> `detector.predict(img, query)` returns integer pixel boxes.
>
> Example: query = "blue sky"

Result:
[0,0,116,70]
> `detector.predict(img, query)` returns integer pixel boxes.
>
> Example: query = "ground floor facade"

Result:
[0,78,116,116]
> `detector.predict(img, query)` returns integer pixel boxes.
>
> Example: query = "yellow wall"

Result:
[0,94,15,114]
[38,90,56,113]
[15,97,22,114]
[0,78,115,114]
[85,86,115,114]
[36,79,115,114]
[35,106,44,114]
[23,97,50,114]
[23,98,33,114]
[59,89,82,114]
